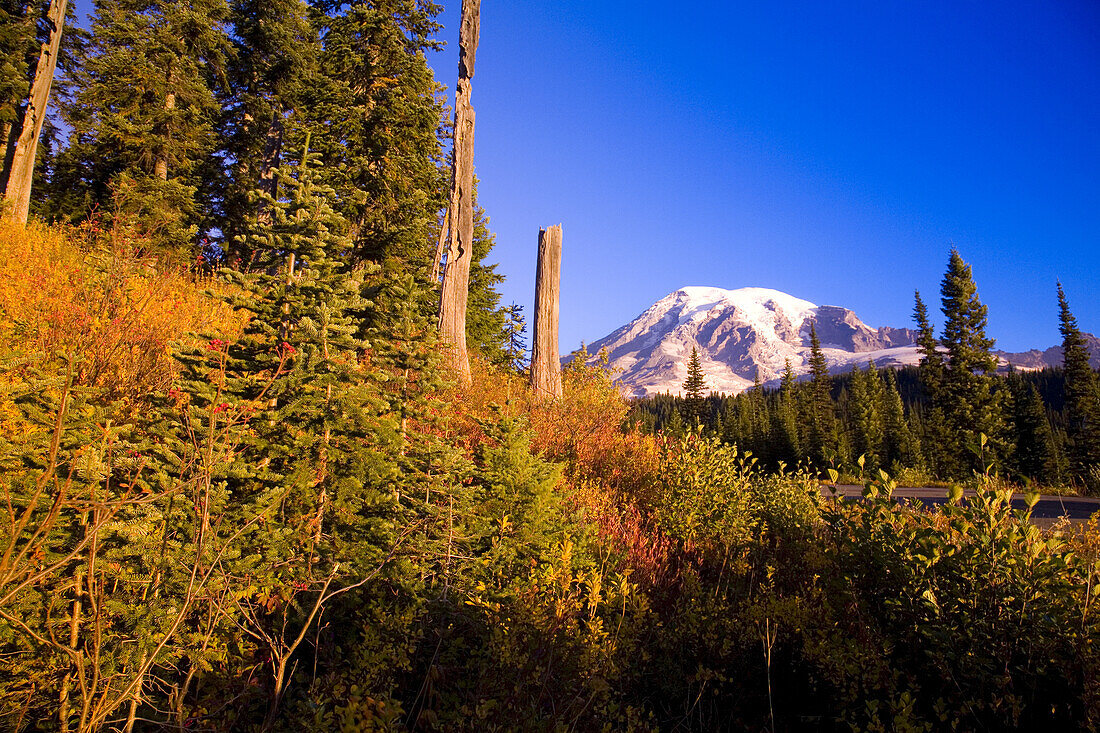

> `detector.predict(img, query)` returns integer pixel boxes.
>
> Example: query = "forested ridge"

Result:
[4,1,1100,731]
[630,254,1100,494]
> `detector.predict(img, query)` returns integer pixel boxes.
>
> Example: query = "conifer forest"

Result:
[3,1,1100,731]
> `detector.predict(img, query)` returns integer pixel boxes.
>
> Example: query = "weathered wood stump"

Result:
[436,0,480,385]
[530,225,563,398]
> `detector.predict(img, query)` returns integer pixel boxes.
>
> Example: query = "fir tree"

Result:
[914,289,949,475]
[302,0,446,269]
[465,201,510,366]
[720,396,740,446]
[682,346,707,427]
[502,303,528,373]
[881,367,920,472]
[806,321,837,470]
[48,0,231,256]
[913,289,943,397]
[215,0,318,262]
[848,362,884,471]
[1057,283,1100,477]
[937,249,1007,475]
[1010,379,1059,484]
[771,359,801,468]
[0,1,34,134]
[664,402,686,438]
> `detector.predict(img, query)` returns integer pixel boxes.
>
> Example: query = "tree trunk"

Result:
[1,0,68,224]
[253,110,284,232]
[258,111,283,198]
[437,0,480,386]
[1,121,16,192]
[530,225,563,398]
[154,91,176,181]
[430,203,449,284]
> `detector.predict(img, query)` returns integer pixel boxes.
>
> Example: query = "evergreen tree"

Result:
[806,321,837,469]
[2,0,85,218]
[771,359,801,468]
[1010,379,1059,484]
[937,249,1008,475]
[913,289,949,475]
[682,346,707,426]
[914,289,943,397]
[465,201,510,366]
[746,370,768,459]
[48,0,231,256]
[1057,283,1100,477]
[664,402,686,438]
[0,1,34,135]
[848,362,884,471]
[881,367,920,472]
[502,303,528,373]
[215,0,318,262]
[302,0,446,269]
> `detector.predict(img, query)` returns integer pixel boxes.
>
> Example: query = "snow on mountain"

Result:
[576,287,919,397]
[574,286,1100,398]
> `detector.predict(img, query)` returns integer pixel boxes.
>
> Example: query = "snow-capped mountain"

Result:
[577,287,917,397]
[575,286,1095,398]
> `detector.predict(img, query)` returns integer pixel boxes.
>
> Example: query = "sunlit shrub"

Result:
[0,219,244,408]
[818,476,1100,729]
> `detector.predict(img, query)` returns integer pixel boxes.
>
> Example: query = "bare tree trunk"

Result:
[1,121,16,192]
[1,0,68,224]
[530,225,563,398]
[154,91,176,181]
[437,0,480,386]
[429,203,449,284]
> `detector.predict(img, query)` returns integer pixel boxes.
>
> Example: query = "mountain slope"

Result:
[581,287,917,397]
[579,286,1096,398]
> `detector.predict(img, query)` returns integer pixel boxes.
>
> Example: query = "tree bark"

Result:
[154,91,176,181]
[530,225,563,398]
[437,0,480,386]
[1,0,68,224]
[255,110,284,228]
[1,121,16,192]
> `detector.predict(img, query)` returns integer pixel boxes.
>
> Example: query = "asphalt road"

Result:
[824,485,1100,524]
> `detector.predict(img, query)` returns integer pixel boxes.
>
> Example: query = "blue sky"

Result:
[426,1,1100,354]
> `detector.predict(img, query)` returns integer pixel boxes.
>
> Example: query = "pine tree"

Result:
[937,249,1007,475]
[682,346,707,427]
[1057,283,1100,477]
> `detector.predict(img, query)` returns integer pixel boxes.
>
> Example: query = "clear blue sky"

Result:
[426,1,1100,354]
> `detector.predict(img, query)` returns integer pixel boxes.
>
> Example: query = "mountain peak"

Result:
[581,286,917,397]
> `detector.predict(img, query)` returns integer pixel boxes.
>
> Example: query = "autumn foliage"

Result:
[0,218,244,405]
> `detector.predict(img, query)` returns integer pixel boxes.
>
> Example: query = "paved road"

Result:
[824,485,1100,524]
